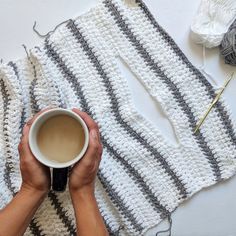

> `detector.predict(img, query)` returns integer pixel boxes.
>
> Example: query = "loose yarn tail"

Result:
[33,19,72,39]
[156,215,172,236]
[199,45,220,86]
[22,44,37,79]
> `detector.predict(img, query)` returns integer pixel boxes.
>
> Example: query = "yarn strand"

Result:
[33,20,71,38]
[156,215,172,236]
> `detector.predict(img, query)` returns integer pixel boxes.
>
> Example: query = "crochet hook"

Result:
[194,72,235,134]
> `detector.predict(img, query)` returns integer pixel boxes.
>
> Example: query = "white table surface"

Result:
[0,0,236,235]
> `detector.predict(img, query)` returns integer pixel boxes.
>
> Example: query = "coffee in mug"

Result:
[29,108,89,192]
[37,115,85,163]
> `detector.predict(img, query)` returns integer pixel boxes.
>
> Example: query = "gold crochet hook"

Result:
[194,72,235,134]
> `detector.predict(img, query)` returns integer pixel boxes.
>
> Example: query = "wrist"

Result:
[20,184,48,200]
[70,189,97,209]
[69,186,95,199]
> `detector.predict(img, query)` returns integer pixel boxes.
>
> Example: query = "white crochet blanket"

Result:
[0,0,236,235]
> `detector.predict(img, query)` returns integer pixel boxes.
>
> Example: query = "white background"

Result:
[0,0,236,235]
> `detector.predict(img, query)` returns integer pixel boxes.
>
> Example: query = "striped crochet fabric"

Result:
[1,0,236,235]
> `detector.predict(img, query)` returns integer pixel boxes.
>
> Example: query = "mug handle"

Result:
[52,168,68,192]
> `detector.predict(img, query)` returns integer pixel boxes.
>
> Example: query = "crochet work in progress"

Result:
[0,0,236,235]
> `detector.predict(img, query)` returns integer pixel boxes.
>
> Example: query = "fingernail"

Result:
[91,130,98,140]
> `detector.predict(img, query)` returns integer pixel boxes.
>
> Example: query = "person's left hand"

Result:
[18,110,51,196]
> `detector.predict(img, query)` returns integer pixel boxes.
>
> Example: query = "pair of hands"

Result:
[19,108,103,196]
[0,108,107,236]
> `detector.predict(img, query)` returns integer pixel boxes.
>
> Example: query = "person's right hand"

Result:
[19,110,51,196]
[69,108,103,194]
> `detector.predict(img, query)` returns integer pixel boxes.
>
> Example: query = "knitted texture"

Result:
[191,0,236,48]
[1,0,236,235]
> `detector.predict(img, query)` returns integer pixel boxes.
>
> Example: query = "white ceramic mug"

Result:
[29,108,89,191]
